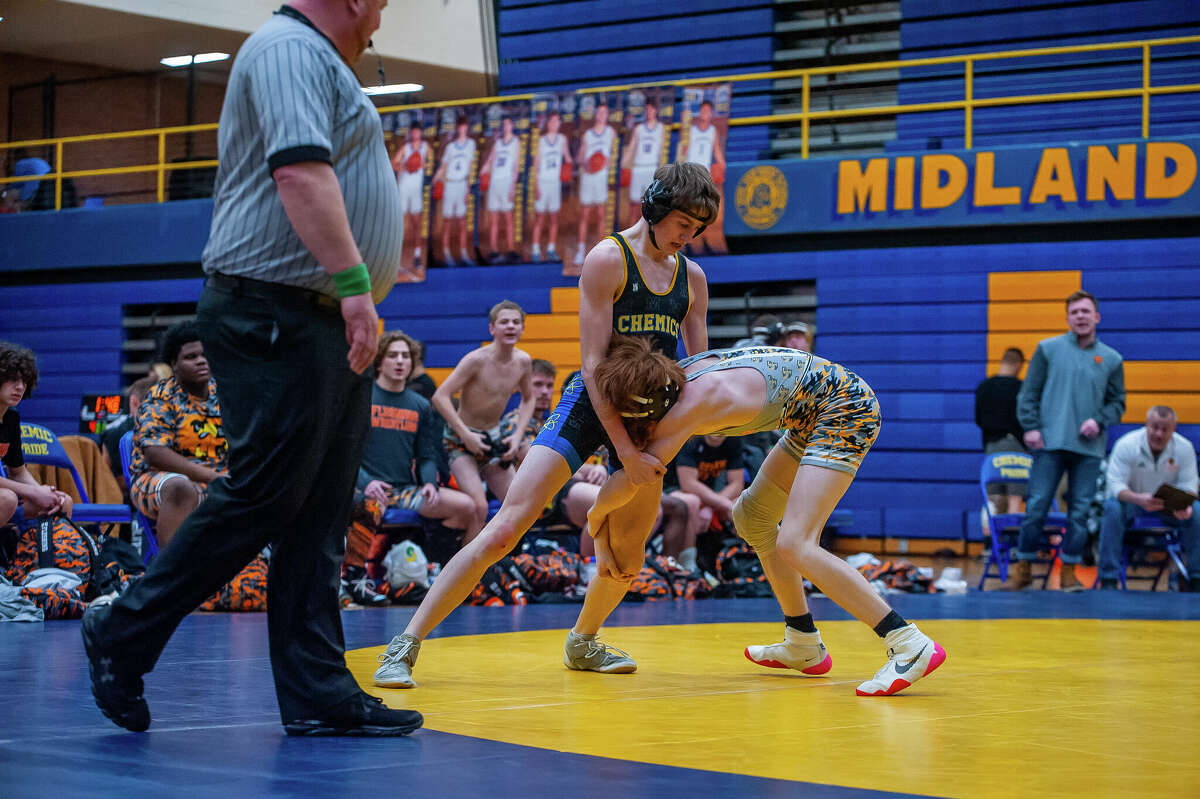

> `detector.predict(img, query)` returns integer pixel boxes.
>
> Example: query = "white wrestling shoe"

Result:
[856,624,946,696]
[374,633,421,688]
[744,627,832,675]
[563,630,637,674]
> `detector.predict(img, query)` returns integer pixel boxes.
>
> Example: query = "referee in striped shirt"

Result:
[83,0,422,738]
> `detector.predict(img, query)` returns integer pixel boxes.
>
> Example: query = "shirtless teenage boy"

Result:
[431,300,535,539]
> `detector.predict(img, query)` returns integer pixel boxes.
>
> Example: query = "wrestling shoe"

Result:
[374,633,421,688]
[342,567,389,607]
[856,624,946,697]
[563,630,637,674]
[744,626,832,675]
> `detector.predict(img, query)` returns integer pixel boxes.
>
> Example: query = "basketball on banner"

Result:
[735,165,788,230]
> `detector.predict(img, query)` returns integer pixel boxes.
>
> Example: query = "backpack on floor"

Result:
[377,579,429,605]
[512,552,582,594]
[467,558,528,606]
[624,559,672,602]
[649,555,712,600]
[198,555,269,612]
[5,515,102,595]
[4,515,106,619]
[712,541,773,598]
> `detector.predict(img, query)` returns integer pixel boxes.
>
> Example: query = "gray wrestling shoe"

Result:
[563,630,637,674]
[374,633,421,688]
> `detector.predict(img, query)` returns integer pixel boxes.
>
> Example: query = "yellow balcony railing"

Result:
[3,34,1199,209]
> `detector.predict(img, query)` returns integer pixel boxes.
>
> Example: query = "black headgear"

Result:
[641,179,712,249]
[619,377,682,421]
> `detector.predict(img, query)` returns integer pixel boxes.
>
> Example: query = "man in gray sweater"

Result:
[1004,290,1125,591]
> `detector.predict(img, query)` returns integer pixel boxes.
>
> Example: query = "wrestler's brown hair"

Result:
[593,335,686,449]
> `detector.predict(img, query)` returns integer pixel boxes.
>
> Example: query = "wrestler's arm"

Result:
[585,389,704,531]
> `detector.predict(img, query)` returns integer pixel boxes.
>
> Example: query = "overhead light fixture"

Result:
[161,52,230,68]
[362,83,423,96]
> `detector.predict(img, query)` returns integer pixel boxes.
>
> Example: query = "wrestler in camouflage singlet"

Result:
[679,346,881,475]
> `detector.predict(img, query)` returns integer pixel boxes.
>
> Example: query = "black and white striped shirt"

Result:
[201,8,401,301]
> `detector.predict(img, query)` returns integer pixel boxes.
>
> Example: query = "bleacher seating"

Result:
[893,0,1200,150]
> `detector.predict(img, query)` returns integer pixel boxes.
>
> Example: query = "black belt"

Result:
[206,272,340,312]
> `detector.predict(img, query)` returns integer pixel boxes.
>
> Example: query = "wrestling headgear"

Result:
[641,179,715,249]
[619,377,682,421]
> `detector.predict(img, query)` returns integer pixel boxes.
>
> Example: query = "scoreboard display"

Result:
[80,393,126,435]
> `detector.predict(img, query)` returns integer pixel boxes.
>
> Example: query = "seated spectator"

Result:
[503,358,557,463]
[975,347,1027,514]
[1098,405,1200,590]
[100,376,159,494]
[667,434,746,572]
[781,320,812,352]
[128,323,227,549]
[12,154,50,208]
[407,338,437,401]
[733,313,783,349]
[344,332,484,606]
[432,301,535,526]
[11,152,77,211]
[0,341,73,524]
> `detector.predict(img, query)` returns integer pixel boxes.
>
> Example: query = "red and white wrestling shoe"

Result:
[744,627,833,675]
[856,624,946,696]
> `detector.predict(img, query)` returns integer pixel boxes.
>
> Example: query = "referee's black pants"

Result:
[95,277,370,722]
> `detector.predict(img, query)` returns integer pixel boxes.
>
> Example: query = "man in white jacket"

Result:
[1098,405,1200,590]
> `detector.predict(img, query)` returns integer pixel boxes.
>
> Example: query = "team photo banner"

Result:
[727,136,1200,236]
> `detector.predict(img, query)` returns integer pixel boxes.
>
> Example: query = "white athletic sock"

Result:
[677,547,698,573]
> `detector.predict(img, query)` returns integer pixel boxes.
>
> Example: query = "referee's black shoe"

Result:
[81,607,151,732]
[284,692,423,737]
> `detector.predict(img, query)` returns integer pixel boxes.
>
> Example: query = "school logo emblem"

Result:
[735,165,788,231]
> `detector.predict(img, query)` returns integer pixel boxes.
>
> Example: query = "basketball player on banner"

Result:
[479,114,522,265]
[529,101,573,264]
[391,117,431,280]
[570,97,617,274]
[678,84,730,254]
[432,111,478,267]
[620,92,669,227]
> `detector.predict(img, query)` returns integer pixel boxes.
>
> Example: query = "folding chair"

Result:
[119,430,160,565]
[977,451,1068,590]
[384,498,501,527]
[1116,513,1188,590]
[18,422,131,527]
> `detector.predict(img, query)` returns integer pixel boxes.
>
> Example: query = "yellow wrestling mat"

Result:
[348,620,1200,797]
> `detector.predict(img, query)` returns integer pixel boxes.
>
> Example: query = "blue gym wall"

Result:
[2,0,1199,543]
[495,0,774,162]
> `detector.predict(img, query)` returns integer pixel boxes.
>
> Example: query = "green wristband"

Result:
[332,263,371,298]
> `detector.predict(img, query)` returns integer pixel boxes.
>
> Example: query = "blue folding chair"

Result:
[977,451,1068,590]
[1115,513,1188,590]
[382,498,500,527]
[118,430,160,564]
[18,422,132,527]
